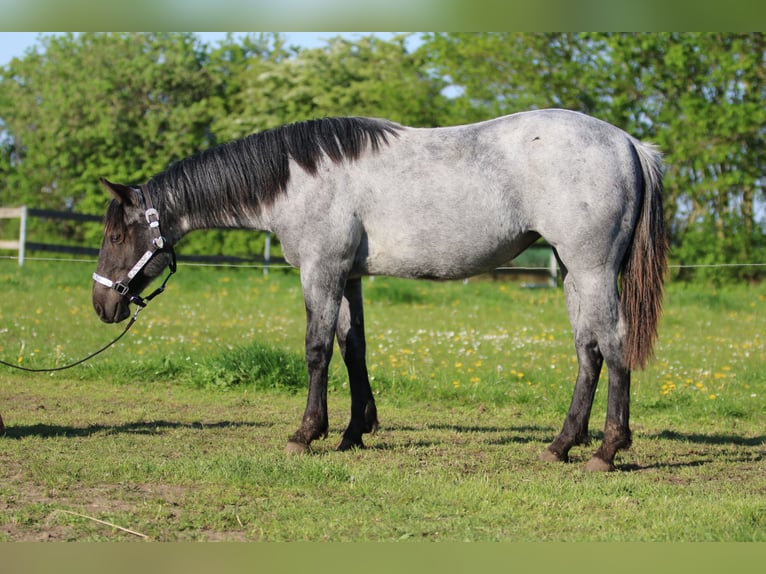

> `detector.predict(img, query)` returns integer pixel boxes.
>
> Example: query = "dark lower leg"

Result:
[286,301,336,454]
[337,339,378,450]
[337,391,378,450]
[335,278,378,451]
[541,340,602,462]
[286,354,330,452]
[586,368,631,471]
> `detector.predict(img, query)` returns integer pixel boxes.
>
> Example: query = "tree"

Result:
[417,33,610,124]
[213,33,449,141]
[0,32,222,246]
[599,33,766,281]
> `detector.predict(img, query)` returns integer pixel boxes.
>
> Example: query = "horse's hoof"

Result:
[336,438,364,452]
[584,457,615,472]
[539,448,567,463]
[285,441,310,455]
[363,403,379,434]
[364,420,379,435]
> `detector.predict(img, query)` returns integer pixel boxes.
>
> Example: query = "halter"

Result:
[92,184,176,308]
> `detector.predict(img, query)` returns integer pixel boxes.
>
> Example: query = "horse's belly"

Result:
[359,228,538,280]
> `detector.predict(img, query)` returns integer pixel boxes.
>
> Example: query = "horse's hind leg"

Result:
[584,306,632,472]
[542,265,631,471]
[573,272,632,472]
[335,277,379,451]
[541,267,604,463]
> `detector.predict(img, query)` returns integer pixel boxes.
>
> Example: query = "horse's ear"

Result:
[100,178,136,206]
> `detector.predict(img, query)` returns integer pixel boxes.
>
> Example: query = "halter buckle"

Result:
[145,207,160,228]
[113,281,130,296]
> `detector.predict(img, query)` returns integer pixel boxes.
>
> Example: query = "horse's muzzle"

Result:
[93,287,131,323]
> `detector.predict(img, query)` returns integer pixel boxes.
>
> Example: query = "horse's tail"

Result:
[621,139,669,370]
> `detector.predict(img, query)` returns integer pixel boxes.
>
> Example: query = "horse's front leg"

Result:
[285,266,346,455]
[335,277,378,451]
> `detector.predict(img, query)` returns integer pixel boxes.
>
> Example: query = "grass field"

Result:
[0,259,764,541]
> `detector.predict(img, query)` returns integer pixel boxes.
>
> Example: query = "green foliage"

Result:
[0,32,223,249]
[1,33,764,282]
[594,33,766,283]
[211,33,449,140]
[187,342,306,392]
[417,33,609,123]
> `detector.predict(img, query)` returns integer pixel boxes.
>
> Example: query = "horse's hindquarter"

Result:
[505,110,644,272]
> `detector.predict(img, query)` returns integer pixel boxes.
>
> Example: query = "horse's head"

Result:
[92,179,174,323]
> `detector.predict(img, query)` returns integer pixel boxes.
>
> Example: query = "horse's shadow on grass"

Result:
[5,421,763,474]
[617,429,766,472]
[648,429,766,448]
[365,423,765,473]
[365,423,560,451]
[373,423,763,447]
[2,420,268,439]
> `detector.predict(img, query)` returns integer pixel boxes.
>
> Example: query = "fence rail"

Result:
[1,206,558,285]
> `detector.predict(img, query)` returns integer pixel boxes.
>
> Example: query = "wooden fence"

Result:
[0,207,557,285]
[0,206,28,265]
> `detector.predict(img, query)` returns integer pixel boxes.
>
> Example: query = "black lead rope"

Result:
[0,262,175,374]
[0,314,139,373]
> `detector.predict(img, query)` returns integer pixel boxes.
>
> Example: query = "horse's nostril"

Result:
[93,300,113,323]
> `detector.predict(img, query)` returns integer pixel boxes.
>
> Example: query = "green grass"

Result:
[0,260,764,541]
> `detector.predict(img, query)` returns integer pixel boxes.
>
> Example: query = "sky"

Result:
[0,32,394,67]
[0,32,43,65]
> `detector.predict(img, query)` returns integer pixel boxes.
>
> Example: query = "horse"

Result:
[92,109,667,471]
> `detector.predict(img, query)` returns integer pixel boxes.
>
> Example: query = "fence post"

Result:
[548,247,557,287]
[0,206,27,266]
[18,206,27,266]
[263,232,271,276]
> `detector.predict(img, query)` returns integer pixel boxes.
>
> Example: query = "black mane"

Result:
[148,116,401,227]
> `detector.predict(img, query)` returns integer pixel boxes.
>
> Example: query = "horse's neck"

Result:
[161,184,270,242]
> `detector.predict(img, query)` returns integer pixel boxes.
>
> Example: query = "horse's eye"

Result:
[109,233,122,244]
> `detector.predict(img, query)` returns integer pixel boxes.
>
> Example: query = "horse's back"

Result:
[276,109,647,280]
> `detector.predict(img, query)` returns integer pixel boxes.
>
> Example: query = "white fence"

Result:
[0,206,27,265]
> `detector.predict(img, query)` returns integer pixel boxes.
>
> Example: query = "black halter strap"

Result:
[127,184,176,307]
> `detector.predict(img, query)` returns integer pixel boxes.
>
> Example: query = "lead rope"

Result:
[0,261,175,373]
[0,312,139,373]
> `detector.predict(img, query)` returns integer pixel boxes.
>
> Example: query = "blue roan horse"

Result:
[93,109,667,471]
